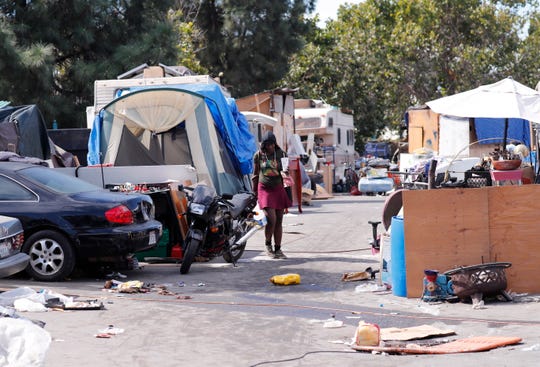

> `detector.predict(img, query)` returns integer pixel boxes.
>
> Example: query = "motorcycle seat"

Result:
[229,193,254,218]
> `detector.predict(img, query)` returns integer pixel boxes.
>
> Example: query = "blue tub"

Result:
[390,216,407,297]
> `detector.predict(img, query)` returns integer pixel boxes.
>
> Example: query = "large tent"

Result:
[87,84,257,195]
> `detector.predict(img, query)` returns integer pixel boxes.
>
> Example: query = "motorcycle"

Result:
[179,184,265,274]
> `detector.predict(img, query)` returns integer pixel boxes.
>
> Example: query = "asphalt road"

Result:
[2,194,540,367]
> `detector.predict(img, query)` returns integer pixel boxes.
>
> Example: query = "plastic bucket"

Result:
[390,216,407,297]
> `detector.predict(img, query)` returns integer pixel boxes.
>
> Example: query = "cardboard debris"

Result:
[380,324,455,341]
[312,184,332,199]
[341,267,379,282]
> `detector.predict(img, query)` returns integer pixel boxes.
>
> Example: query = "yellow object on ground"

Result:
[269,273,301,285]
[355,321,381,347]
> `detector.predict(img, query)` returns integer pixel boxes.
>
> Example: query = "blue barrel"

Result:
[390,216,407,297]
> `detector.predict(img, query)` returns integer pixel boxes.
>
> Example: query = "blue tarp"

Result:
[176,83,257,175]
[474,118,531,147]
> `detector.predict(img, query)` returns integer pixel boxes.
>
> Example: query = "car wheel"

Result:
[22,230,76,281]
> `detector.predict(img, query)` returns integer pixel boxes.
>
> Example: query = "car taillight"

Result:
[105,205,134,224]
[11,232,24,250]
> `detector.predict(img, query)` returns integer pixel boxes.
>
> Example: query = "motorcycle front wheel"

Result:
[180,232,201,274]
[222,220,248,263]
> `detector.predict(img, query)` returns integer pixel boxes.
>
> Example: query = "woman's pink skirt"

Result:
[258,183,292,210]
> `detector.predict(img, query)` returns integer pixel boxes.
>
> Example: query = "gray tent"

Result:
[0,105,51,159]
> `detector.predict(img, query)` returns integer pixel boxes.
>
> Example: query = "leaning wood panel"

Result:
[407,109,440,152]
[488,185,540,293]
[402,189,490,298]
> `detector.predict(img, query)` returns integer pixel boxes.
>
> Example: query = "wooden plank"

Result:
[488,185,540,292]
[407,109,439,152]
[402,185,540,297]
[168,185,189,241]
[402,188,490,297]
[408,126,423,153]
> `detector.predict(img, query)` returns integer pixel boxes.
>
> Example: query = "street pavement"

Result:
[2,194,540,366]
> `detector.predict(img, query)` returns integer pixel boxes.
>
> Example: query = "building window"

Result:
[328,117,333,127]
[337,128,341,144]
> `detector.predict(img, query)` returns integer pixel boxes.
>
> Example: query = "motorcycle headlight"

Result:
[190,202,206,215]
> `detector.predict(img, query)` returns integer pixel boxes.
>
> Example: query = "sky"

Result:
[313,0,364,26]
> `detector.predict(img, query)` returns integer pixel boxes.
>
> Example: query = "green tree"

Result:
[0,18,54,110]
[193,0,316,97]
[282,0,531,153]
[1,0,179,128]
[513,4,540,87]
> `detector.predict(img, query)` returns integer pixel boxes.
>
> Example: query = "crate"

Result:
[135,228,169,261]
[464,170,492,188]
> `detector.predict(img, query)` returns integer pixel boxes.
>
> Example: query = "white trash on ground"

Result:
[0,287,73,308]
[0,318,51,367]
[13,298,48,313]
[354,283,388,293]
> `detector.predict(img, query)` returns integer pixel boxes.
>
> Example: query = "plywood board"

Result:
[407,109,439,152]
[488,185,540,292]
[235,92,271,114]
[402,189,490,297]
[402,185,540,297]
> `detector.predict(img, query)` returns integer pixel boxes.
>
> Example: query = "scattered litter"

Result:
[0,318,51,366]
[0,287,101,313]
[13,298,48,313]
[196,283,206,287]
[380,325,455,341]
[521,344,540,351]
[157,288,177,296]
[95,333,112,339]
[0,287,38,307]
[176,295,193,300]
[323,315,344,328]
[416,304,441,316]
[270,273,301,285]
[471,293,487,309]
[472,300,486,310]
[103,280,149,293]
[95,325,125,338]
[177,281,185,287]
[354,283,388,293]
[64,300,104,310]
[323,319,344,328]
[342,267,379,282]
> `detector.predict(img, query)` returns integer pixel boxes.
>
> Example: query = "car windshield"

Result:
[20,166,102,194]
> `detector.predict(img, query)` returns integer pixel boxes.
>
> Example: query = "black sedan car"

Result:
[0,162,162,281]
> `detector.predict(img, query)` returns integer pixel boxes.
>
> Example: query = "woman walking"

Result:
[252,131,292,259]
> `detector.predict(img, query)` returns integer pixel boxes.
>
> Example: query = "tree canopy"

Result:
[2,0,540,154]
[281,0,540,151]
[0,0,315,128]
